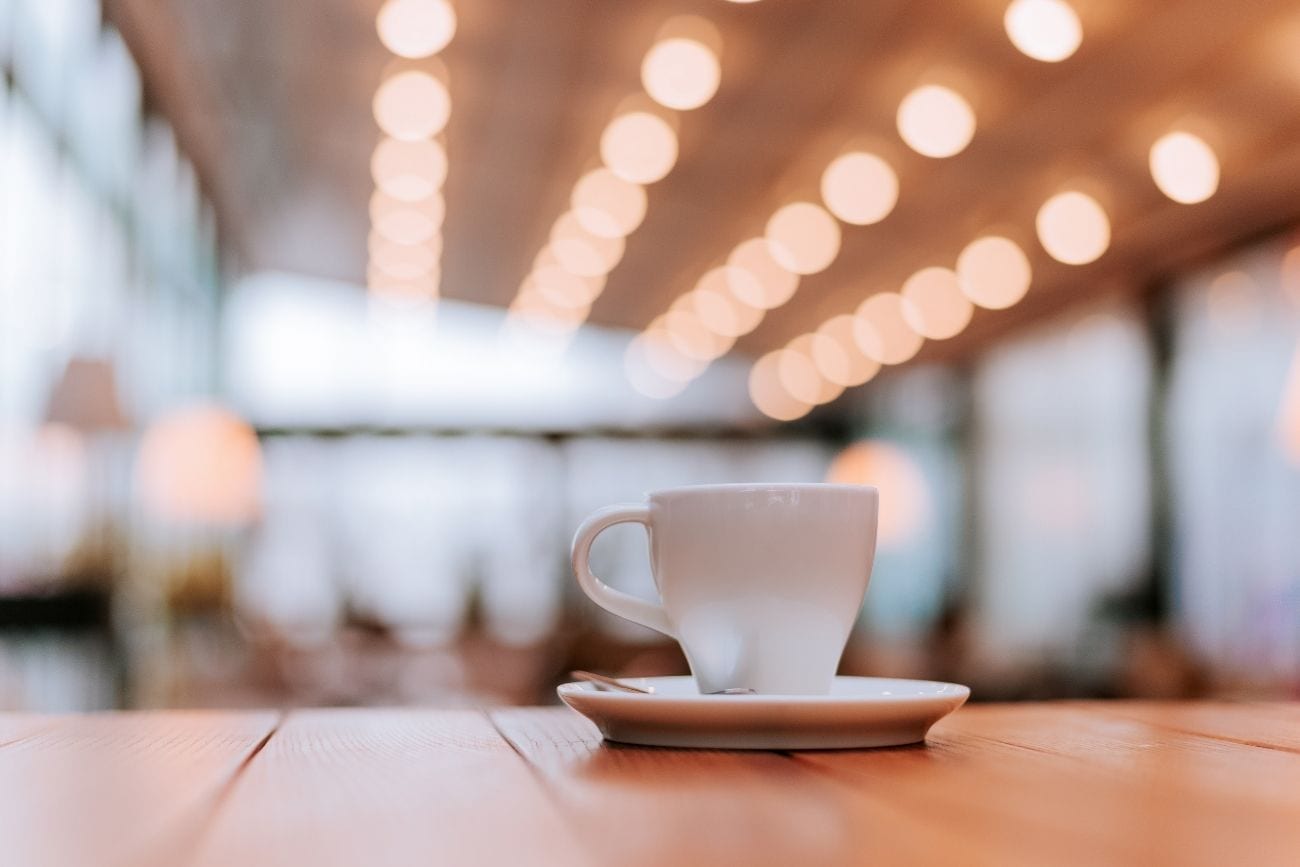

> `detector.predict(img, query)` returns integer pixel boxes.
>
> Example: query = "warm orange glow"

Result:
[641,17,722,111]
[1279,345,1300,466]
[550,211,626,277]
[1004,0,1082,63]
[820,151,899,226]
[1283,245,1300,308]
[373,69,451,140]
[665,307,735,360]
[372,201,440,245]
[571,168,648,238]
[896,85,976,158]
[765,202,842,275]
[1036,190,1110,265]
[371,138,448,201]
[814,314,881,387]
[691,268,764,337]
[530,253,605,307]
[136,403,262,526]
[370,189,445,231]
[826,440,929,548]
[511,288,590,334]
[600,111,679,184]
[781,336,844,405]
[369,233,439,280]
[749,351,814,421]
[727,238,800,309]
[900,266,973,340]
[376,0,457,59]
[957,236,1032,309]
[1149,131,1220,204]
[624,336,689,399]
[854,292,924,364]
[640,321,709,381]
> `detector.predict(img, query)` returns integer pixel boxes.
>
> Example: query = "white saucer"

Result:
[557,675,969,750]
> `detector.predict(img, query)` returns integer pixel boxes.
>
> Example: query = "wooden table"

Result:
[2,702,1297,866]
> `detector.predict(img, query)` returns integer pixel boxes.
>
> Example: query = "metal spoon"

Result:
[570,670,756,695]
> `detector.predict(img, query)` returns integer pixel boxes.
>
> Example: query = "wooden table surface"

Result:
[2,701,1297,866]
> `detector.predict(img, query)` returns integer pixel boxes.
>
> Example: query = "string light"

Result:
[820,151,899,226]
[1149,131,1220,204]
[641,17,723,111]
[376,0,457,59]
[1036,190,1110,265]
[897,85,976,158]
[957,236,1032,309]
[1004,0,1082,62]
[900,267,972,339]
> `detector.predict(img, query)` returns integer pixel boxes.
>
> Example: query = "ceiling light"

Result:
[820,151,899,226]
[376,0,457,59]
[956,236,1032,309]
[373,69,451,140]
[600,111,679,184]
[1036,190,1110,264]
[854,292,923,364]
[749,351,814,421]
[549,211,626,276]
[764,202,842,275]
[1149,131,1220,204]
[813,315,880,387]
[371,138,448,201]
[571,168,648,238]
[1004,0,1082,62]
[896,85,976,158]
[726,238,800,309]
[900,267,973,340]
[641,17,722,111]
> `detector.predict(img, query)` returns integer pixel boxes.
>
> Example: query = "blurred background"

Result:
[2,0,1299,711]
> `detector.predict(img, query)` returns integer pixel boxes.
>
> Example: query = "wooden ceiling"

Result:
[108,0,1300,362]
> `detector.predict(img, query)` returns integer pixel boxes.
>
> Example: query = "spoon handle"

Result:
[570,670,654,694]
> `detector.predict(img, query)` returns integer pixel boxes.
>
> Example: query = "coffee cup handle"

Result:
[571,504,674,638]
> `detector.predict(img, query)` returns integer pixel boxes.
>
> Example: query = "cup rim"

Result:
[645,482,878,498]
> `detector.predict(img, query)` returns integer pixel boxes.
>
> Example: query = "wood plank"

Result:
[795,703,1300,867]
[185,708,585,867]
[0,710,278,867]
[1093,700,1300,753]
[491,707,982,866]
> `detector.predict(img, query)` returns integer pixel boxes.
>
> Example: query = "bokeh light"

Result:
[600,111,679,184]
[726,238,800,309]
[781,336,844,405]
[691,268,765,337]
[1004,0,1083,63]
[136,403,262,526]
[624,336,689,399]
[1036,190,1110,265]
[957,236,1032,309]
[527,263,604,308]
[369,233,439,280]
[665,306,735,360]
[373,69,451,141]
[1149,131,1220,204]
[571,168,648,238]
[896,85,976,158]
[370,190,445,232]
[826,440,930,548]
[814,314,881,387]
[854,292,924,364]
[765,202,842,275]
[371,138,448,201]
[820,151,900,226]
[376,0,457,59]
[550,211,626,276]
[749,351,814,421]
[641,18,722,111]
[900,266,973,339]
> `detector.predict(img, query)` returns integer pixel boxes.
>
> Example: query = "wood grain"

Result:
[491,707,964,866]
[3,703,1299,866]
[795,703,1300,867]
[184,708,586,867]
[0,711,278,867]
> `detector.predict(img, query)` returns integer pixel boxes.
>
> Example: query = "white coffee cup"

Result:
[571,483,879,695]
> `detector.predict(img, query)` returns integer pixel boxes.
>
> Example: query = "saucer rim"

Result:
[557,675,970,704]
